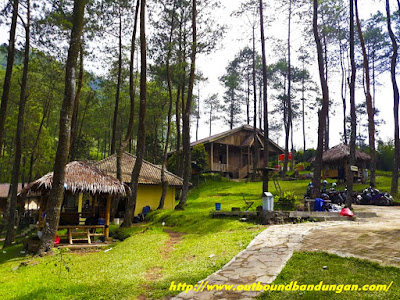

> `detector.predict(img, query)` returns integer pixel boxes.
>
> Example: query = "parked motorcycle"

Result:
[304,182,314,199]
[326,189,348,205]
[304,182,348,205]
[355,187,393,206]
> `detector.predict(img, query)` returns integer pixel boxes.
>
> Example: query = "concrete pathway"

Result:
[172,222,344,300]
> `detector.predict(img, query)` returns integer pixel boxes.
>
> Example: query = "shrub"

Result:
[275,192,298,211]
[191,144,208,174]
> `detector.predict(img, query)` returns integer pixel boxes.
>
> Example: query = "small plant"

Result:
[296,162,310,171]
[275,192,298,211]
[45,247,71,284]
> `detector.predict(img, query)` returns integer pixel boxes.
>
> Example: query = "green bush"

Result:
[167,151,178,174]
[275,191,298,211]
[191,144,208,174]
[200,173,229,182]
[167,144,208,180]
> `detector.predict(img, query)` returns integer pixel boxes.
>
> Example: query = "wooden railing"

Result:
[212,163,227,172]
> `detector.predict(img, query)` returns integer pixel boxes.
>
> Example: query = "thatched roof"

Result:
[93,152,184,187]
[20,161,127,196]
[311,144,371,163]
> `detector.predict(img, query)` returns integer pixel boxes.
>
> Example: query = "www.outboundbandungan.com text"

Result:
[169,280,393,294]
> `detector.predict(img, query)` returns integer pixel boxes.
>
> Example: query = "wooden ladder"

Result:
[272,175,282,195]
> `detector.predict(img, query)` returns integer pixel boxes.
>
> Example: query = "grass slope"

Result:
[0,178,265,299]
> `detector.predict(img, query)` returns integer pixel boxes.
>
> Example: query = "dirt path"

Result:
[300,205,400,266]
[143,230,182,281]
[139,230,183,300]
[162,230,182,259]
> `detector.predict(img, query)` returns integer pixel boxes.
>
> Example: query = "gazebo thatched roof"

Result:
[311,144,371,164]
[94,152,185,187]
[20,161,128,196]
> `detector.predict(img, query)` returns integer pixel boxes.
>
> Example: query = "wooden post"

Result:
[240,147,243,168]
[361,161,366,184]
[37,195,43,231]
[78,193,84,225]
[105,194,111,239]
[226,144,229,172]
[247,146,250,174]
[211,142,214,171]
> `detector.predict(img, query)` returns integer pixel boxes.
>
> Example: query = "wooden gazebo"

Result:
[311,144,371,182]
[20,161,128,244]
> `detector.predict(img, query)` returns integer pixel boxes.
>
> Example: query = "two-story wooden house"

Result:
[191,125,284,179]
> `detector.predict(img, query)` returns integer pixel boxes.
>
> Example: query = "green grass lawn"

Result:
[0,178,267,300]
[0,174,399,299]
[258,252,400,299]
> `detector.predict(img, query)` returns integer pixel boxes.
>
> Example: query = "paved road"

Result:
[172,205,398,300]
[172,222,344,300]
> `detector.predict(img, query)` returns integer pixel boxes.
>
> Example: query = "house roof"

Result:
[190,124,284,153]
[311,144,371,164]
[20,161,127,196]
[0,183,23,198]
[93,152,184,187]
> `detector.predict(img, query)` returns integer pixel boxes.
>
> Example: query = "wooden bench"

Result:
[57,225,105,244]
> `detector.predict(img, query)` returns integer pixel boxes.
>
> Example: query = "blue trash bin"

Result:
[215,203,221,211]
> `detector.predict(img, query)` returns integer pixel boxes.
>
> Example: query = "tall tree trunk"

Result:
[3,1,30,248]
[159,3,176,209]
[116,0,139,182]
[312,0,329,198]
[260,0,269,192]
[209,106,212,136]
[69,44,84,161]
[0,0,19,152]
[283,0,292,176]
[38,0,86,254]
[259,81,262,130]
[386,0,399,195]
[196,87,199,141]
[247,72,250,125]
[122,0,147,227]
[175,13,185,180]
[251,25,258,180]
[301,56,306,151]
[111,13,123,155]
[176,0,196,210]
[176,87,181,149]
[29,97,51,183]
[114,0,140,220]
[339,41,348,145]
[230,91,234,129]
[76,93,93,144]
[323,33,329,151]
[347,0,356,207]
[355,0,376,187]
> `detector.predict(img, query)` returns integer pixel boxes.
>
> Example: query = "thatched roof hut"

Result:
[311,144,370,181]
[20,161,128,196]
[311,144,371,164]
[94,152,184,187]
